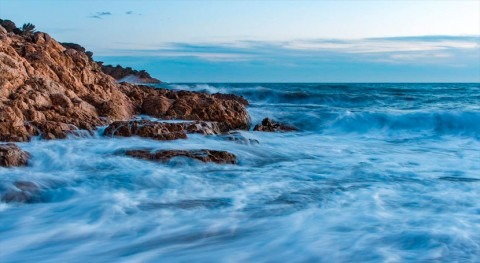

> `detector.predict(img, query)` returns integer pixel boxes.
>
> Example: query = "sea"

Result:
[1,83,480,262]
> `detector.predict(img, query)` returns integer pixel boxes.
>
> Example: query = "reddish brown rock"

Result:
[120,84,251,131]
[30,121,78,140]
[104,120,187,141]
[125,149,237,164]
[0,143,30,167]
[253,118,298,132]
[0,22,250,142]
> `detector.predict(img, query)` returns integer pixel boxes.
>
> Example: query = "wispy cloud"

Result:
[100,36,479,66]
[89,11,112,19]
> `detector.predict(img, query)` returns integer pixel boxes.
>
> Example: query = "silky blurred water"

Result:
[1,83,480,262]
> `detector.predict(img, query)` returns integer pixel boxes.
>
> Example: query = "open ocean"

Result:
[1,83,480,262]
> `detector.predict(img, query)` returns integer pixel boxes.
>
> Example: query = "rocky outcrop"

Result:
[121,84,250,130]
[0,143,30,167]
[100,64,161,84]
[0,20,251,142]
[125,149,237,164]
[104,120,187,141]
[253,118,298,132]
[0,22,135,142]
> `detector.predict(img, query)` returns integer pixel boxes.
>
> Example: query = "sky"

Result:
[0,0,479,82]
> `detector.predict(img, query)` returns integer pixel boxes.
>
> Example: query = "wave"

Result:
[322,110,480,137]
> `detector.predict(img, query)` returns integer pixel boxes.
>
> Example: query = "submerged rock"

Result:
[104,120,187,141]
[0,143,30,167]
[223,131,260,145]
[1,181,42,203]
[253,118,298,132]
[125,149,237,164]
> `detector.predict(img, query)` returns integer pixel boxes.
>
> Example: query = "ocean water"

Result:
[1,83,480,262]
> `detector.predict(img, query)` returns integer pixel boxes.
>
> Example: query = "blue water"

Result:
[1,83,480,262]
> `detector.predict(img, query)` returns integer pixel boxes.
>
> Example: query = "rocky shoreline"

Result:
[0,19,296,172]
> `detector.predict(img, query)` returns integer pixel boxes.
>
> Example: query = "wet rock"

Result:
[125,149,237,164]
[0,143,30,167]
[223,131,260,145]
[120,84,251,131]
[1,181,41,203]
[253,118,298,132]
[31,121,78,140]
[182,121,228,135]
[104,120,187,141]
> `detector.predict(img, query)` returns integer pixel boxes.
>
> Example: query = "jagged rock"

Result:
[100,64,161,83]
[31,121,78,140]
[0,20,250,142]
[0,143,30,167]
[104,120,187,141]
[121,84,251,131]
[253,118,298,132]
[125,149,237,164]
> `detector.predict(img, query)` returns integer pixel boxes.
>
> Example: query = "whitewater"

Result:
[1,83,480,262]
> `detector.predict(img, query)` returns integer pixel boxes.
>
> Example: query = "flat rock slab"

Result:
[253,118,298,132]
[125,149,237,164]
[0,143,30,167]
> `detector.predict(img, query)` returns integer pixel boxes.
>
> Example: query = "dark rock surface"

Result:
[104,120,187,141]
[0,143,30,167]
[253,118,298,132]
[100,64,161,83]
[1,181,42,203]
[125,149,237,164]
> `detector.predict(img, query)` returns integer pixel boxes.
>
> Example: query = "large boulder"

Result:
[0,143,30,167]
[253,118,298,132]
[125,149,237,164]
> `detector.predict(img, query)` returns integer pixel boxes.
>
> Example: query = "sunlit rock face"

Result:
[0,23,251,142]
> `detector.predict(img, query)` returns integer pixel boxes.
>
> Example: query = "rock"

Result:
[100,64,161,83]
[121,84,251,131]
[0,19,250,142]
[253,118,298,132]
[31,121,78,140]
[0,143,30,167]
[223,131,260,145]
[125,149,237,164]
[182,121,227,135]
[1,181,42,203]
[104,120,187,141]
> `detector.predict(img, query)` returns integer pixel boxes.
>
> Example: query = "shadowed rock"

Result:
[1,181,42,203]
[104,120,187,141]
[0,143,30,167]
[253,118,298,132]
[125,149,237,164]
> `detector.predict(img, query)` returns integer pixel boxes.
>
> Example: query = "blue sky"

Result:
[1,0,479,82]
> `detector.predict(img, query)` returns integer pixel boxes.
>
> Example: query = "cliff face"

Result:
[0,24,135,141]
[0,23,250,142]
